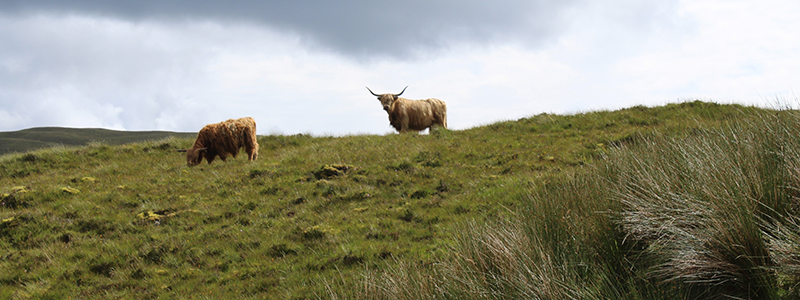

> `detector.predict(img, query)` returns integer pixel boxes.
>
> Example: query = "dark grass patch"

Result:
[365,231,400,241]
[1,193,30,209]
[301,227,326,241]
[18,153,40,163]
[75,218,118,235]
[415,151,443,168]
[259,186,282,195]
[410,189,431,199]
[249,169,275,179]
[398,209,417,222]
[267,243,298,258]
[88,259,116,277]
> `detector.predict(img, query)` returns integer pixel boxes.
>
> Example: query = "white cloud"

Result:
[610,0,800,104]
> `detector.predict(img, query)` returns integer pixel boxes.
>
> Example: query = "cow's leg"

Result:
[243,137,257,161]
[245,145,257,161]
[400,116,409,133]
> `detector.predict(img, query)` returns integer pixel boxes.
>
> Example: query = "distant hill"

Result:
[0,127,196,155]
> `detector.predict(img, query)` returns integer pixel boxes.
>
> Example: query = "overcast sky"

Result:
[0,0,798,135]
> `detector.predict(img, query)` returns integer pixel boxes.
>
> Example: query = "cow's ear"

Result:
[198,147,208,152]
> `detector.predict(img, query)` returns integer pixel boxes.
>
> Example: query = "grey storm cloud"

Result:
[0,0,578,59]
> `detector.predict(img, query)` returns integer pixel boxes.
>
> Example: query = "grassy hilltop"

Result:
[2,101,800,299]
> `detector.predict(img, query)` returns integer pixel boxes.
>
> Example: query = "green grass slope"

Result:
[0,101,782,299]
[0,127,196,155]
[337,104,800,299]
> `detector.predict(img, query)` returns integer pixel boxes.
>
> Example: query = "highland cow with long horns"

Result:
[177,117,259,166]
[367,86,447,133]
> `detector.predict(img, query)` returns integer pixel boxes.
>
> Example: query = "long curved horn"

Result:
[366,86,380,96]
[394,85,408,97]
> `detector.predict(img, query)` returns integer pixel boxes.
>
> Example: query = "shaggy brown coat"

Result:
[181,117,259,166]
[367,86,447,133]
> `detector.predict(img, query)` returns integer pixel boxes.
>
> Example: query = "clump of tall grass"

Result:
[331,173,627,300]
[332,218,593,299]
[612,111,800,298]
[343,109,800,299]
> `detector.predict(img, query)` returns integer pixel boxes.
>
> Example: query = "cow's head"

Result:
[367,86,407,111]
[176,147,207,166]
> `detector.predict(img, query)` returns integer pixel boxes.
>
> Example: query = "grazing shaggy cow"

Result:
[177,117,259,166]
[367,86,447,133]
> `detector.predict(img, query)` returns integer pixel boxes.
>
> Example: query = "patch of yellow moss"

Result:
[11,186,29,193]
[137,209,200,221]
[61,187,80,194]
